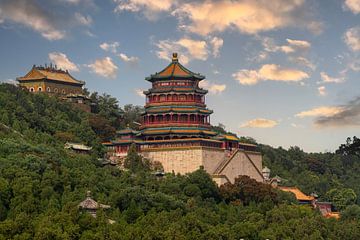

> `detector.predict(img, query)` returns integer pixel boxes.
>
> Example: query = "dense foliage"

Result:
[261,144,360,210]
[0,83,359,239]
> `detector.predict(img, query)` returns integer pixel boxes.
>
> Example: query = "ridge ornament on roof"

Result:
[145,53,205,82]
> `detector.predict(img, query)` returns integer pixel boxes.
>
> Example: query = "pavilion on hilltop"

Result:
[17,64,91,111]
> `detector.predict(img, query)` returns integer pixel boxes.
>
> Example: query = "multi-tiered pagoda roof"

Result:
[105,53,258,156]
[139,53,216,141]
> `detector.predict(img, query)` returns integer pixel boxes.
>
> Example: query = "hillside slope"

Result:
[0,83,359,239]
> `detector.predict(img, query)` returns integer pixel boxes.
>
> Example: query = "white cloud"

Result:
[75,12,92,26]
[1,79,17,85]
[48,52,79,72]
[291,123,304,128]
[320,72,344,83]
[113,0,175,20]
[232,70,259,85]
[173,0,315,36]
[295,106,344,118]
[62,0,82,4]
[100,42,120,53]
[210,37,223,57]
[240,118,278,128]
[87,57,118,78]
[344,0,360,14]
[292,56,316,70]
[344,27,360,51]
[118,53,139,64]
[199,80,226,95]
[262,37,310,54]
[155,37,208,64]
[286,38,311,49]
[233,64,309,85]
[317,86,326,96]
[134,88,145,97]
[0,0,65,40]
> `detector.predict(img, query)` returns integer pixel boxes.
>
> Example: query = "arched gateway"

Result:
[104,53,264,185]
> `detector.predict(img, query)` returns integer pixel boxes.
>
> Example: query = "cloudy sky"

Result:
[0,0,360,152]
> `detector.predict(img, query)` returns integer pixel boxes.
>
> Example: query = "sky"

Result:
[0,0,360,152]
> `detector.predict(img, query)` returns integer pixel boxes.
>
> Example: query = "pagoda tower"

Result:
[104,53,264,185]
[139,53,216,141]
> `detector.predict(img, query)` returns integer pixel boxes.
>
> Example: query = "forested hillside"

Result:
[0,83,360,239]
[261,143,360,210]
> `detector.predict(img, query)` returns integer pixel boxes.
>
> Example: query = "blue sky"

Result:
[0,0,360,152]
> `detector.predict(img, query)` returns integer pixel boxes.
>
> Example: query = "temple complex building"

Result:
[17,64,84,95]
[17,64,91,112]
[104,53,264,185]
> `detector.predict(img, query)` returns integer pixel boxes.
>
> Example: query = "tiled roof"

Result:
[325,212,340,219]
[79,191,110,210]
[17,66,84,85]
[278,186,315,201]
[146,53,205,81]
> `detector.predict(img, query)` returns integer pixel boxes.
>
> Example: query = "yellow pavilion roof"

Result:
[278,186,315,201]
[17,66,84,85]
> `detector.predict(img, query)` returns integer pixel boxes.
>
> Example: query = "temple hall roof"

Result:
[17,65,84,85]
[146,53,205,82]
[278,186,315,202]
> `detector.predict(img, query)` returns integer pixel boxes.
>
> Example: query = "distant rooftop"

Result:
[17,64,84,85]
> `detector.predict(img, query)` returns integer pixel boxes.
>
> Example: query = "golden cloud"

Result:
[233,64,309,85]
[295,106,344,118]
[240,118,278,128]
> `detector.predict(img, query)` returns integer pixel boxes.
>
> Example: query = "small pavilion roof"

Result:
[17,65,84,85]
[79,191,110,210]
[146,53,205,82]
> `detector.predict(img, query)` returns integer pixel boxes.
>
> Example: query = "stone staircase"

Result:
[213,149,239,174]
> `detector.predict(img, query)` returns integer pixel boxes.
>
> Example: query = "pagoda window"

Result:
[180,114,187,122]
[47,87,51,92]
[173,95,178,101]
[54,88,58,93]
[165,114,171,122]
[29,87,34,92]
[190,114,195,122]
[179,94,186,101]
[62,89,66,94]
[167,94,171,101]
[160,95,166,101]
[38,87,42,92]
[173,115,178,122]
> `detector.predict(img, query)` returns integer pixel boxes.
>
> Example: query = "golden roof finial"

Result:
[172,53,178,62]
